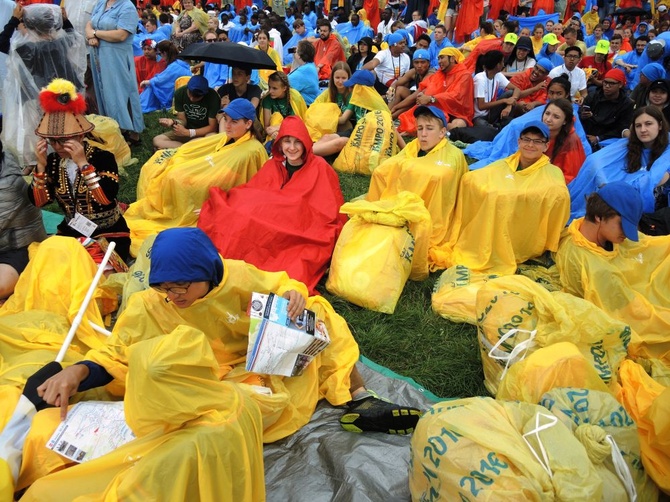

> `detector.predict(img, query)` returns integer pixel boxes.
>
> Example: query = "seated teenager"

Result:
[509,57,554,113]
[217,66,262,113]
[472,50,521,129]
[542,98,587,183]
[439,121,570,274]
[134,39,166,93]
[568,106,670,223]
[22,227,421,489]
[139,40,192,113]
[152,75,219,150]
[555,182,670,365]
[124,99,267,256]
[367,106,468,271]
[198,116,346,294]
[261,71,307,145]
[388,49,435,119]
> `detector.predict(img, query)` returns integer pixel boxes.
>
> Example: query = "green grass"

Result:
[125,113,487,401]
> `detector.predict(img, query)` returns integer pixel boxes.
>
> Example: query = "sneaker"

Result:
[340,392,422,434]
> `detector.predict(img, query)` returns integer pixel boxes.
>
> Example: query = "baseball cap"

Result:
[221,98,256,120]
[597,182,643,241]
[414,105,447,128]
[647,39,666,60]
[504,33,518,45]
[386,32,404,46]
[520,120,550,140]
[542,33,559,45]
[595,39,610,55]
[187,75,210,96]
[413,48,430,61]
[535,58,554,72]
[648,79,670,93]
[343,69,376,87]
[516,36,533,51]
[659,4,668,11]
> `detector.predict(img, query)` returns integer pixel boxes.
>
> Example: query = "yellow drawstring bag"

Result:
[332,110,399,174]
[476,275,629,396]
[541,388,659,502]
[431,265,498,324]
[326,192,431,313]
[304,102,340,142]
[409,397,602,501]
[86,114,134,172]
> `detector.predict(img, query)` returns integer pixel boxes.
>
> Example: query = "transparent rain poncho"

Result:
[1,4,86,166]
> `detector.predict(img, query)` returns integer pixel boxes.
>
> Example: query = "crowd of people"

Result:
[0,0,669,499]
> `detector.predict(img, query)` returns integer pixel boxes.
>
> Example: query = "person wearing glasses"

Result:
[548,45,587,103]
[29,79,131,260]
[441,121,570,275]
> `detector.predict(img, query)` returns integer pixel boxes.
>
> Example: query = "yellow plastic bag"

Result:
[304,102,340,142]
[618,359,670,494]
[496,342,614,403]
[476,275,630,396]
[326,192,431,313]
[409,397,602,501]
[540,388,659,502]
[86,114,134,171]
[431,265,498,325]
[332,110,399,174]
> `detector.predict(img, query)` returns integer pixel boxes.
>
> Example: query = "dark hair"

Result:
[328,61,351,103]
[296,39,315,63]
[159,12,172,24]
[502,20,517,33]
[564,45,582,57]
[416,33,432,45]
[480,50,504,72]
[547,75,571,97]
[156,40,178,64]
[434,24,447,33]
[481,21,495,35]
[543,98,573,163]
[627,106,670,173]
[316,18,331,30]
[533,22,544,34]
[562,26,577,36]
[256,28,271,47]
[584,193,620,222]
[635,35,649,44]
[610,33,623,42]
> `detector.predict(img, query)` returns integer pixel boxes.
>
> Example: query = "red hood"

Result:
[271,116,314,164]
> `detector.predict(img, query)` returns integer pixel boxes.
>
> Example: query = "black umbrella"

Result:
[612,7,648,17]
[177,41,278,70]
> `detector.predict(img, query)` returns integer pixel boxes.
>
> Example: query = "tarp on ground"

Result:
[264,357,438,501]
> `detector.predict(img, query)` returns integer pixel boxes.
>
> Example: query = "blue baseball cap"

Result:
[187,75,210,96]
[520,119,550,139]
[414,105,447,128]
[343,69,376,87]
[386,32,404,46]
[413,49,430,61]
[597,182,643,241]
[535,58,554,72]
[222,98,256,120]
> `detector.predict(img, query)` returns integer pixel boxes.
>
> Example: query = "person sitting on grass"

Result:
[261,70,307,146]
[367,106,468,272]
[152,75,219,150]
[25,227,421,487]
[216,66,263,113]
[388,49,435,119]
[138,39,191,113]
[554,182,670,366]
[439,121,570,274]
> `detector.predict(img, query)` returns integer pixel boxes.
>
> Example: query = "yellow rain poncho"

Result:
[124,132,267,256]
[258,46,284,85]
[438,153,570,275]
[86,114,133,171]
[260,88,307,143]
[555,219,670,366]
[17,255,359,488]
[21,328,266,502]
[367,137,469,272]
[618,360,670,494]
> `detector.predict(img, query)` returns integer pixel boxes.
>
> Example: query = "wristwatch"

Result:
[430,96,436,104]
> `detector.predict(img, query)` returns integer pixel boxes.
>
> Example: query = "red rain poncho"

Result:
[198,116,347,294]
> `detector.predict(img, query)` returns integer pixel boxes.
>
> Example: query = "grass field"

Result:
[121,112,488,400]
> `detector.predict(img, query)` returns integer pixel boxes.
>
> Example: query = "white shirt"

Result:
[373,49,411,85]
[269,28,284,65]
[473,71,510,118]
[548,64,587,97]
[377,19,393,36]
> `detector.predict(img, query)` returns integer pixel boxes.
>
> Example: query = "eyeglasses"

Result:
[602,80,621,87]
[519,136,547,145]
[152,282,191,295]
[564,54,580,59]
[47,138,68,146]
[205,39,217,43]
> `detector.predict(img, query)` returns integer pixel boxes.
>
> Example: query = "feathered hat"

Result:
[35,78,94,138]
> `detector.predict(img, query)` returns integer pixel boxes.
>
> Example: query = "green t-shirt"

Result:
[174,87,220,129]
[262,96,294,118]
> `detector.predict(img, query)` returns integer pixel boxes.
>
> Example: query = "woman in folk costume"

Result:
[29,79,131,261]
[124,99,268,256]
[367,106,469,272]
[198,116,346,295]
[439,121,570,274]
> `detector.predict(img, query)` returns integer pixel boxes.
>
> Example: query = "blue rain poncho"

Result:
[139,59,192,113]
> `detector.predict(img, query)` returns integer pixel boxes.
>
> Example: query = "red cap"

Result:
[603,68,626,84]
